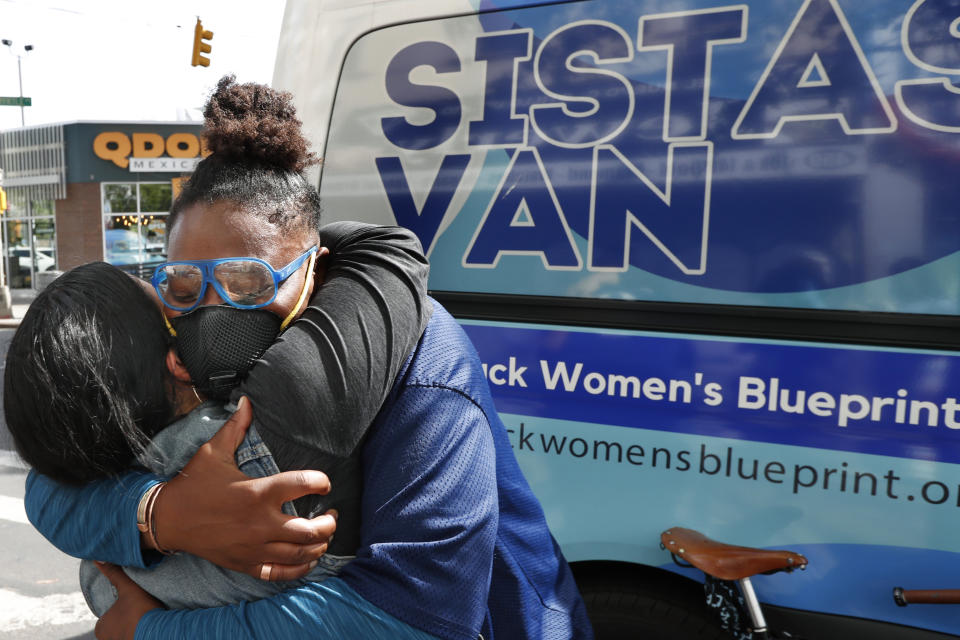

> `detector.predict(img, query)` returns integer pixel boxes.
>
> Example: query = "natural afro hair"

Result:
[168,75,322,237]
[202,75,318,172]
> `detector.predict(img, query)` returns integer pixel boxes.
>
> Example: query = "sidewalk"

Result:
[0,289,37,327]
[11,288,36,319]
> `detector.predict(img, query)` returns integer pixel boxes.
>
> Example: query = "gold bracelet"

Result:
[145,482,175,556]
[136,483,163,534]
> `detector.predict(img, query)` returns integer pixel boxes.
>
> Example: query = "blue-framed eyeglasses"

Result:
[152,245,318,312]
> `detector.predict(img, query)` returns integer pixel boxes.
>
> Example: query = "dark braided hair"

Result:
[169,75,322,238]
[4,263,174,484]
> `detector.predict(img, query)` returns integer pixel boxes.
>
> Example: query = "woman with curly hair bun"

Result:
[16,73,433,637]
[23,75,593,640]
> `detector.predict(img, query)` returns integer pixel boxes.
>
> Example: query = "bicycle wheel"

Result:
[577,567,724,640]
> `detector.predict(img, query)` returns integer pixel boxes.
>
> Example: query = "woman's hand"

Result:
[152,396,338,581]
[94,562,162,640]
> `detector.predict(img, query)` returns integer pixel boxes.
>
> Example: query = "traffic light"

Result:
[0,188,7,213]
[191,18,213,67]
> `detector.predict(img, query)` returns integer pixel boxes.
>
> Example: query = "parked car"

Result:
[105,228,144,266]
[10,247,55,272]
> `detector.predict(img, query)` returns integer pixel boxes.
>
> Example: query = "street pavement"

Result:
[0,305,99,638]
[0,456,96,639]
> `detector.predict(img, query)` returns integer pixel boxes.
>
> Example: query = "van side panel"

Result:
[278,0,960,634]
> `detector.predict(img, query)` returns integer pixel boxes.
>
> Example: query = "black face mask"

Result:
[169,305,281,401]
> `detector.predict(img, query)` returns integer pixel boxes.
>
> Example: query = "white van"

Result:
[275,1,960,637]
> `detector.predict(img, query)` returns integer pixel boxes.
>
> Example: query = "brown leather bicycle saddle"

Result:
[661,527,808,580]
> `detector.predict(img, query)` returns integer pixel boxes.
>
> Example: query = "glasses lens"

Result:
[214,260,276,307]
[158,264,203,309]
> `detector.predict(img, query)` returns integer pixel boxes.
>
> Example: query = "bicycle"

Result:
[660,527,808,640]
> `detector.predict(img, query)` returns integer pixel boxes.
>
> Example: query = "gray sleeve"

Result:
[80,414,345,617]
[237,221,432,463]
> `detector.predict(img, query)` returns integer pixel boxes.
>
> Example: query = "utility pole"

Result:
[0,41,30,312]
[1,40,32,126]
[16,51,23,126]
[0,170,9,318]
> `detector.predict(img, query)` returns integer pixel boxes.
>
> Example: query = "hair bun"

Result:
[202,75,318,173]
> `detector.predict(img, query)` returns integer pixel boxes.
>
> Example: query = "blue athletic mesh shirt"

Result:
[341,302,593,640]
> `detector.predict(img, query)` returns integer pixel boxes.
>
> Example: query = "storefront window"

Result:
[3,198,56,289]
[102,182,172,266]
[141,215,167,259]
[5,219,30,288]
[105,215,142,265]
[103,184,138,213]
[32,218,57,273]
[32,200,54,217]
[139,183,173,212]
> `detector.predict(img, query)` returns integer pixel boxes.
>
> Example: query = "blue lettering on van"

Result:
[589,143,711,274]
[529,21,635,148]
[731,0,896,138]
[382,41,462,150]
[375,155,472,253]
[638,6,746,141]
[895,0,960,133]
[464,148,582,269]
[375,0,960,288]
[902,0,960,70]
[469,30,531,146]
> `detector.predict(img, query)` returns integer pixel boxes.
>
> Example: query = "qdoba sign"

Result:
[93,131,206,172]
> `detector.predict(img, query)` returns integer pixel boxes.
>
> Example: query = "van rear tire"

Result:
[576,566,723,640]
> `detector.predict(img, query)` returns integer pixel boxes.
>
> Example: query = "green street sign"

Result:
[0,97,31,107]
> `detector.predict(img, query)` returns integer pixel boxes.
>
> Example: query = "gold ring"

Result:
[260,563,272,581]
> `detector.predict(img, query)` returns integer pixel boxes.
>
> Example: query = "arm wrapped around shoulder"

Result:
[241,221,432,459]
